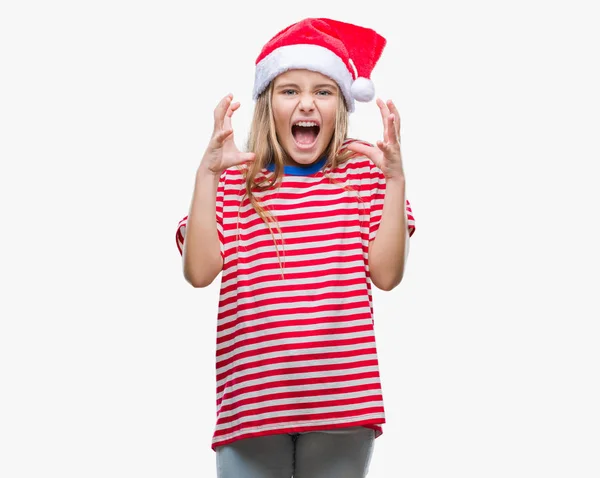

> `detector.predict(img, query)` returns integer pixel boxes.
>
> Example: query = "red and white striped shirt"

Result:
[176,140,416,450]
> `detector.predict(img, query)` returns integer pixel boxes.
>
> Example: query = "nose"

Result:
[298,92,315,112]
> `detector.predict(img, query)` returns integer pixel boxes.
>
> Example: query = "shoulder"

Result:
[218,166,246,188]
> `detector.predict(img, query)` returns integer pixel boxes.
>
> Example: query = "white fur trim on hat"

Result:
[253,44,356,112]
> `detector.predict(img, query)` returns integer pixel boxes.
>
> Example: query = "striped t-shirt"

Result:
[176,140,416,450]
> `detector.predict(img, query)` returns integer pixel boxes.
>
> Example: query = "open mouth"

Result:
[291,121,320,148]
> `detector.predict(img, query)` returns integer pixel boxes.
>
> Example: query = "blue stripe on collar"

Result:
[266,156,327,176]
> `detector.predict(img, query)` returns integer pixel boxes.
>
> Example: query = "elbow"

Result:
[183,267,219,288]
[369,243,409,292]
[370,267,405,292]
[376,281,395,292]
[373,274,403,292]
[185,274,214,288]
[183,263,220,288]
[182,248,222,288]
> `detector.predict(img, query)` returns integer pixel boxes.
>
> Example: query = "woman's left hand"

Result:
[345,98,405,181]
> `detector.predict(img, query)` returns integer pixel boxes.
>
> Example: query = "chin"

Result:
[288,154,320,165]
[285,141,327,165]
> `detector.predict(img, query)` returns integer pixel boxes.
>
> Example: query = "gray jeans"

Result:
[216,426,375,478]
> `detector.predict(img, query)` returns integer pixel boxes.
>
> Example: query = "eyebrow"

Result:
[275,82,337,90]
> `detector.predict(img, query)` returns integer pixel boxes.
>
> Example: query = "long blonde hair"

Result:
[241,81,360,277]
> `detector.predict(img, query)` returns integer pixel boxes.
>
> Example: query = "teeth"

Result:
[294,121,319,127]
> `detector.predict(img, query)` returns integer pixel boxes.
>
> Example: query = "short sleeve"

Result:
[175,171,226,258]
[369,165,416,241]
[175,215,188,255]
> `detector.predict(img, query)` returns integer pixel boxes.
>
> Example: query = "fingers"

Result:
[223,101,240,130]
[214,128,233,145]
[376,98,402,145]
[213,94,242,140]
[387,113,398,144]
[376,138,403,173]
[222,151,256,169]
[226,102,240,117]
[376,98,391,143]
[386,99,401,140]
[376,135,401,154]
[235,152,256,166]
[213,94,233,132]
[345,141,375,159]
[376,139,393,154]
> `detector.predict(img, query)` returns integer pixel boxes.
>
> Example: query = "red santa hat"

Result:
[252,18,387,113]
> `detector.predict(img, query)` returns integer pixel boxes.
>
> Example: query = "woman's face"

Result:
[271,69,339,166]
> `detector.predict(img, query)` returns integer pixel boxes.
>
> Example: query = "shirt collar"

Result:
[266,156,327,176]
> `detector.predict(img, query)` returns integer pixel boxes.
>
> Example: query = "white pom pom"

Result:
[351,77,375,102]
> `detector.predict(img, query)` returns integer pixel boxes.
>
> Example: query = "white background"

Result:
[1,0,599,476]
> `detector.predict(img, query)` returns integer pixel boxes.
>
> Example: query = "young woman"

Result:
[176,17,416,478]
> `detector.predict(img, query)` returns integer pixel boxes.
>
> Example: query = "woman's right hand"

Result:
[200,94,255,176]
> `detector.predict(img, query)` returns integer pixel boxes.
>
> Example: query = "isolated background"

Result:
[1,0,599,476]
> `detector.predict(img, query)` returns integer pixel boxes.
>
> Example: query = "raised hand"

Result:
[201,94,255,175]
[345,98,405,180]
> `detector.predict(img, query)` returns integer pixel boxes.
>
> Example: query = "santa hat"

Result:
[252,18,387,113]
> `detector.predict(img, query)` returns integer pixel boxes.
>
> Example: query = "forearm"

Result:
[369,176,409,291]
[182,164,223,287]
